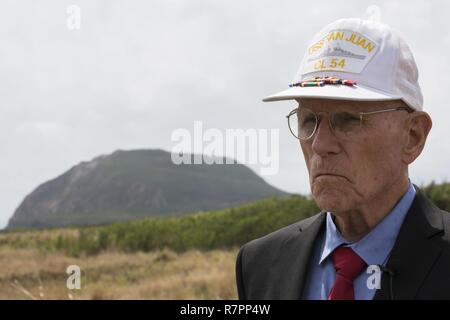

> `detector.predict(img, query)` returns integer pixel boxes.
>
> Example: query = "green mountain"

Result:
[7,149,289,229]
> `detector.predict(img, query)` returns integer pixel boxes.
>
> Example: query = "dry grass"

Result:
[0,247,239,300]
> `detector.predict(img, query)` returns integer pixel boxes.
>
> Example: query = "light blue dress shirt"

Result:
[303,182,416,300]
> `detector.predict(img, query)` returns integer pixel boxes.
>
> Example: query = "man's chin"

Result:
[312,186,351,212]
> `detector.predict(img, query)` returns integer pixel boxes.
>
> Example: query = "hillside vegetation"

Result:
[1,195,318,256]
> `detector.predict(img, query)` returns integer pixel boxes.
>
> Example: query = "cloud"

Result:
[16,121,69,139]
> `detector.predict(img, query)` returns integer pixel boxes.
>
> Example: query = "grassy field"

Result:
[0,247,239,299]
[0,195,316,300]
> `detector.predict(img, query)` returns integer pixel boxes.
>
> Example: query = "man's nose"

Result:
[311,116,341,156]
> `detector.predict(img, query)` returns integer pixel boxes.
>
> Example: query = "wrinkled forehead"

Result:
[296,98,405,112]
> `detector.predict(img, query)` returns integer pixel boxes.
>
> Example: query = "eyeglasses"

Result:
[286,106,413,140]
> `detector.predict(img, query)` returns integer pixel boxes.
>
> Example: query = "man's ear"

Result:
[402,111,432,164]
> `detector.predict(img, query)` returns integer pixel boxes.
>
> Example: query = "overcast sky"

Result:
[2,0,449,229]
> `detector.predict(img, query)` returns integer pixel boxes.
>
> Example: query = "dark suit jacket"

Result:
[236,188,450,299]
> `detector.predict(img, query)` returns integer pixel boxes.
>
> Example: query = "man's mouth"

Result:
[313,173,350,182]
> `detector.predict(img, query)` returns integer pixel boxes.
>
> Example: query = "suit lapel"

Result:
[374,188,444,300]
[278,212,326,299]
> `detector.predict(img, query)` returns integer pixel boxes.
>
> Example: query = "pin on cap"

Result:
[289,77,357,88]
[263,18,423,111]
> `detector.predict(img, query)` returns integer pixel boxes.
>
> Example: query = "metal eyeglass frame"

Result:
[286,106,414,140]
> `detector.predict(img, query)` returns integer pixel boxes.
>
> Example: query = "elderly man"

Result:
[235,18,450,300]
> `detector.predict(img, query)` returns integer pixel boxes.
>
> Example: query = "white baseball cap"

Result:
[262,18,423,111]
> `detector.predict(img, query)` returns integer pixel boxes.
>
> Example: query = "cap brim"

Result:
[262,84,402,103]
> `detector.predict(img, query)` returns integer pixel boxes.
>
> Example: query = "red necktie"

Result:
[328,246,367,300]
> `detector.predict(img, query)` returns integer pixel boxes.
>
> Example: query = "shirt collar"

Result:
[319,181,416,266]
